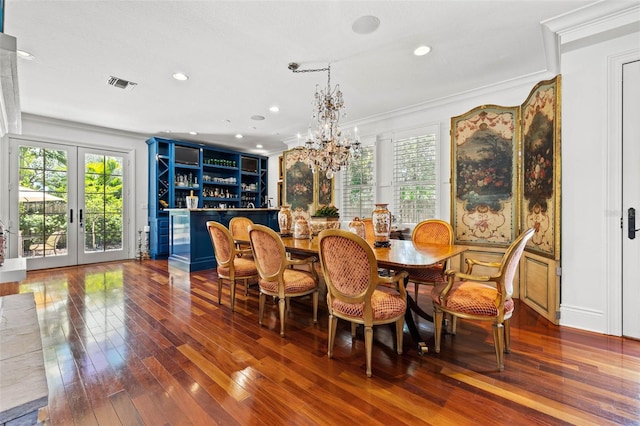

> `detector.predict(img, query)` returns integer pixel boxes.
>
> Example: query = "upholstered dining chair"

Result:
[248,224,319,337]
[361,218,374,241]
[206,221,259,311]
[229,216,254,254]
[318,229,409,377]
[407,219,454,303]
[431,228,535,371]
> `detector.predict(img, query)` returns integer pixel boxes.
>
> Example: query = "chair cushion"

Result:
[406,265,446,284]
[217,257,257,278]
[331,286,407,320]
[259,269,316,294]
[431,281,514,317]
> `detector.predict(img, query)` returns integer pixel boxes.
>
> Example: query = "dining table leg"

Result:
[403,277,431,355]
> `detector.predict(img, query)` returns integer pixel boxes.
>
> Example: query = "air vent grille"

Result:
[107,76,137,91]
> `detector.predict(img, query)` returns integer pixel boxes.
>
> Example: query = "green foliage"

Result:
[19,147,124,254]
[313,205,339,217]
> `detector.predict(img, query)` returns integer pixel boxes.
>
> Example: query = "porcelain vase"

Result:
[372,203,392,247]
[278,205,292,235]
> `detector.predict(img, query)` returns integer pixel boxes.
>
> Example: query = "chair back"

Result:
[412,219,453,245]
[500,228,535,297]
[361,218,374,241]
[319,230,378,304]
[206,221,234,266]
[229,217,253,242]
[248,224,287,280]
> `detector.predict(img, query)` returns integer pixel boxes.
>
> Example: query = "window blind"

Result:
[393,134,437,224]
[341,145,375,219]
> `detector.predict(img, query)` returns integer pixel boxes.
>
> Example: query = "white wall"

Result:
[560,32,640,333]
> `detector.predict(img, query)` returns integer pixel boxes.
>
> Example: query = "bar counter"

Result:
[167,208,279,272]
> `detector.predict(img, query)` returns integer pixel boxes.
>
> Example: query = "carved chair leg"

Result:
[229,280,236,312]
[395,318,404,355]
[312,291,318,323]
[258,292,266,325]
[364,325,373,377]
[434,307,444,353]
[504,319,511,353]
[351,322,357,338]
[279,297,286,337]
[217,278,223,305]
[492,322,505,371]
[328,314,337,358]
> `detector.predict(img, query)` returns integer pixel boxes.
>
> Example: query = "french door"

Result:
[10,139,130,270]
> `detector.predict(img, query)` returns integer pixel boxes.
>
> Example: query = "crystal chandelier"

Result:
[290,63,362,179]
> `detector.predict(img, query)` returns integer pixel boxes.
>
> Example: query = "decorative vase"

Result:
[348,217,365,239]
[278,205,292,235]
[309,216,340,236]
[294,216,310,239]
[372,203,392,247]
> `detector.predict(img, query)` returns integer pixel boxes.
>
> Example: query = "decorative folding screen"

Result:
[451,76,561,260]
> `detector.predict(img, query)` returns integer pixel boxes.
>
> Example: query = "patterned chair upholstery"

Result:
[406,219,454,303]
[431,228,535,371]
[318,229,408,377]
[206,221,258,311]
[248,224,319,337]
[229,216,254,260]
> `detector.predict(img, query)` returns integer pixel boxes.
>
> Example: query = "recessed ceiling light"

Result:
[164,130,172,133]
[352,15,380,35]
[189,131,198,135]
[235,134,243,139]
[269,106,279,113]
[251,115,265,121]
[17,50,35,60]
[256,144,263,149]
[414,45,432,56]
[172,72,189,81]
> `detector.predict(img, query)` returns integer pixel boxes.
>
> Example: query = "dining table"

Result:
[236,230,468,354]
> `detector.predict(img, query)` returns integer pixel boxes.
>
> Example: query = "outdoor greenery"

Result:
[19,147,123,256]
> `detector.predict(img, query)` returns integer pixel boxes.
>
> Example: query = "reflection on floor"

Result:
[7,260,640,425]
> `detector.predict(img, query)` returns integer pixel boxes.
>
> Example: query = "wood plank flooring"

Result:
[8,260,640,425]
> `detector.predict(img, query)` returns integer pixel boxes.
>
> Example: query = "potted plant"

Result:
[310,205,341,235]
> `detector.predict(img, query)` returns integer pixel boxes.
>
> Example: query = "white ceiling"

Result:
[5,0,600,155]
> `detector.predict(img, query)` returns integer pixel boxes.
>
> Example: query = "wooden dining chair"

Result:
[361,218,374,241]
[431,228,535,371]
[229,216,254,257]
[407,219,454,303]
[248,224,319,337]
[206,221,258,311]
[318,229,408,377]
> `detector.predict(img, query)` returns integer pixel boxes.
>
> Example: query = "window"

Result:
[341,145,375,219]
[393,132,437,224]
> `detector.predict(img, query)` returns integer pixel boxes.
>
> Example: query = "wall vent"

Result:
[107,76,137,91]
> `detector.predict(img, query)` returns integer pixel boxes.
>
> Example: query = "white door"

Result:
[9,139,130,270]
[622,60,640,339]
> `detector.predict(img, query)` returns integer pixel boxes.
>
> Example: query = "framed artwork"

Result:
[283,149,314,220]
[282,148,336,219]
[278,155,284,180]
[520,75,561,259]
[277,181,283,207]
[316,171,334,209]
[451,105,520,246]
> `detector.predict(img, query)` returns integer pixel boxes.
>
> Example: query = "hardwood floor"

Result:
[8,260,640,425]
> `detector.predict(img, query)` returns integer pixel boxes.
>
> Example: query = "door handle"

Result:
[79,209,83,228]
[70,209,73,224]
[629,208,640,239]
